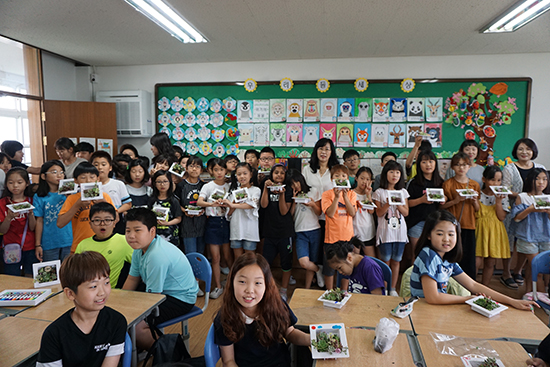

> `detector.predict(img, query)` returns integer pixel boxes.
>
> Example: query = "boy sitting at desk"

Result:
[122,207,198,351]
[37,251,127,367]
[75,202,133,288]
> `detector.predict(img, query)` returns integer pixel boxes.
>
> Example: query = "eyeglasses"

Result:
[46,170,65,176]
[260,157,274,162]
[455,164,470,168]
[156,180,171,185]
[345,158,359,163]
[318,147,331,152]
[91,218,115,226]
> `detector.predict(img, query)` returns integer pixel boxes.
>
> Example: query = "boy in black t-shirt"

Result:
[37,251,127,367]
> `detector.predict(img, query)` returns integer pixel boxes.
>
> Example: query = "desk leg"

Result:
[130,325,137,367]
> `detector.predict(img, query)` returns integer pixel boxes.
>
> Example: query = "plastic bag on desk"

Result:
[373,317,400,353]
[429,332,499,358]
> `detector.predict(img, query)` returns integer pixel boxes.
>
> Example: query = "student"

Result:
[91,151,132,216]
[326,237,385,294]
[476,166,510,286]
[261,164,295,301]
[0,140,40,174]
[343,149,360,187]
[321,164,357,290]
[0,152,12,173]
[34,160,73,263]
[197,158,231,299]
[214,252,310,367]
[372,151,397,191]
[353,166,376,257]
[57,162,115,252]
[175,156,206,254]
[150,132,176,162]
[288,169,324,289]
[511,168,550,294]
[148,170,182,247]
[0,167,37,275]
[372,160,409,296]
[74,141,95,161]
[245,149,260,170]
[224,162,261,258]
[224,155,239,177]
[173,145,184,161]
[123,208,198,351]
[444,139,484,187]
[441,152,480,279]
[124,158,152,208]
[410,210,536,311]
[257,147,276,183]
[75,202,133,288]
[36,251,127,367]
[55,137,88,179]
[150,153,173,176]
[112,153,132,181]
[526,333,550,367]
[405,136,432,180]
[119,143,139,160]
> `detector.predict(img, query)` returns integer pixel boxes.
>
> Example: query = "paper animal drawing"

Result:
[270,99,286,122]
[337,98,354,122]
[426,98,443,122]
[354,123,371,147]
[371,124,388,148]
[254,124,269,147]
[270,124,286,147]
[406,123,424,148]
[238,124,254,146]
[355,98,372,122]
[407,98,424,122]
[425,123,442,147]
[303,99,320,122]
[252,99,269,123]
[302,124,319,147]
[389,124,406,148]
[337,124,353,147]
[286,99,303,122]
[320,99,337,122]
[372,98,390,122]
[390,98,407,122]
[286,124,303,147]
[237,100,253,122]
[320,123,336,143]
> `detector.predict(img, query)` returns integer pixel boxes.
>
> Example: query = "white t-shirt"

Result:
[102,178,131,209]
[302,165,332,220]
[353,193,375,241]
[228,186,261,241]
[372,188,410,244]
[293,187,321,233]
[199,181,230,217]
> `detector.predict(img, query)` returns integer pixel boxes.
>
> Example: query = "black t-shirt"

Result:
[148,196,183,246]
[213,305,297,367]
[37,306,127,367]
[536,332,550,363]
[10,159,28,169]
[406,177,441,229]
[262,188,295,239]
[175,179,206,238]
[517,165,534,187]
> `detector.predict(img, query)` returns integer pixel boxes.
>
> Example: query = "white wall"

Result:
[93,53,550,165]
[42,52,77,100]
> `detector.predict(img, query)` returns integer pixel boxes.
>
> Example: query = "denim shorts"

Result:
[42,246,71,262]
[204,217,230,245]
[407,221,425,239]
[516,239,550,255]
[182,237,205,254]
[378,242,406,262]
[230,240,258,251]
[296,228,322,260]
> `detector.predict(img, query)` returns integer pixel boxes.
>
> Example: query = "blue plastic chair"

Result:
[157,252,212,349]
[122,332,131,367]
[204,323,220,367]
[531,250,550,322]
[336,256,392,294]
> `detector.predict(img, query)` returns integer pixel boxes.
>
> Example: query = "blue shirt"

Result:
[129,236,198,305]
[33,192,73,250]
[410,247,463,298]
[511,201,550,243]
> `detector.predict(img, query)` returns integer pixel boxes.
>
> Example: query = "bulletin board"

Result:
[155,77,531,165]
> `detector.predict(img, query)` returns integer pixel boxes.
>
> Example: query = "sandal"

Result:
[512,273,525,285]
[500,276,518,289]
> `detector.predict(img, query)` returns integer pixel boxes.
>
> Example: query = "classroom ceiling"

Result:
[1,0,550,66]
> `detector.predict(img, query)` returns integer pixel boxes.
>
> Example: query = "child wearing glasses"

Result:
[33,160,73,262]
[343,149,360,188]
[75,202,133,288]
[148,170,182,247]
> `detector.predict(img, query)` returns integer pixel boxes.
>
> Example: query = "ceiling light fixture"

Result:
[482,0,550,33]
[124,0,207,43]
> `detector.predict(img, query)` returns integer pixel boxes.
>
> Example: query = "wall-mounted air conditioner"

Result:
[96,90,153,137]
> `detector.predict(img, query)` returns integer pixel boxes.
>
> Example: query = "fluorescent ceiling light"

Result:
[482,0,550,33]
[124,0,207,43]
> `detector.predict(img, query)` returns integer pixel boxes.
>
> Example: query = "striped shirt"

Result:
[410,247,463,298]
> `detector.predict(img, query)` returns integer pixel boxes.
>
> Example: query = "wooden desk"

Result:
[0,317,51,367]
[410,298,549,342]
[0,274,62,315]
[289,289,413,331]
[417,334,530,367]
[315,328,415,366]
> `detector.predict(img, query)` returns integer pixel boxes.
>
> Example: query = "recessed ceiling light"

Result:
[482,0,550,33]
[124,0,207,43]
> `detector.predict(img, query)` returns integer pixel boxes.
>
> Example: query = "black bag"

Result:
[144,325,191,366]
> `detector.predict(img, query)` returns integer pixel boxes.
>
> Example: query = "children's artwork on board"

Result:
[212,128,225,142]
[337,98,355,122]
[319,123,337,144]
[79,137,96,149]
[197,126,211,141]
[320,98,338,122]
[354,123,371,148]
[196,97,210,113]
[185,127,198,141]
[210,98,222,113]
[388,124,406,148]
[222,97,236,113]
[390,98,407,122]
[252,99,269,123]
[286,99,303,123]
[355,98,372,122]
[407,123,425,148]
[270,99,286,122]
[212,143,225,158]
[303,99,320,122]
[302,124,319,147]
[238,124,254,146]
[270,123,286,147]
[372,98,390,122]
[237,100,253,123]
[426,97,443,122]
[407,98,425,122]
[184,112,196,127]
[97,139,113,156]
[425,123,442,147]
[371,124,388,148]
[337,124,354,147]
[254,124,269,147]
[286,123,303,147]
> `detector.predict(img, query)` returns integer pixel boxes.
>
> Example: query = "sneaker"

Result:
[220,266,230,275]
[280,288,288,302]
[316,266,325,288]
[389,290,400,297]
[289,275,297,285]
[197,288,204,297]
[210,287,224,299]
[500,276,519,290]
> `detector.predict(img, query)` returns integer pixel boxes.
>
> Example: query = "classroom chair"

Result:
[204,323,220,367]
[336,256,392,294]
[122,332,132,367]
[157,252,212,349]
[531,250,550,323]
